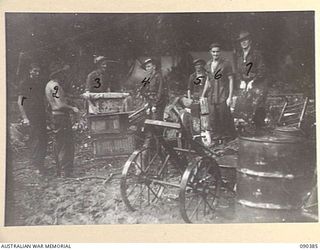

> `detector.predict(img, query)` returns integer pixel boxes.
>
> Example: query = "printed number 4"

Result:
[142,77,150,87]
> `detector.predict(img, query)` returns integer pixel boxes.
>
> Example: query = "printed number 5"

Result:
[194,76,204,85]
[94,78,101,88]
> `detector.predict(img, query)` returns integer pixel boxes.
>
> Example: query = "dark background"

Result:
[6,12,315,99]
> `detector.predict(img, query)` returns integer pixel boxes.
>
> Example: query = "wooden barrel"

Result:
[237,135,315,210]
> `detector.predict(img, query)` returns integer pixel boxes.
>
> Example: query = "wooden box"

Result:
[92,133,135,157]
[200,114,210,130]
[85,92,130,114]
[199,97,209,115]
[87,112,130,135]
[190,102,200,118]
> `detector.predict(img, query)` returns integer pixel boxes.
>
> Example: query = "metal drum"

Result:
[237,135,316,210]
[274,126,304,138]
[217,154,238,190]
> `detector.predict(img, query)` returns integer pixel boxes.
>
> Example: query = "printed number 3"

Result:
[94,78,101,88]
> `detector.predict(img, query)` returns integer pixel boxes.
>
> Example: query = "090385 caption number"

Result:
[300,244,318,248]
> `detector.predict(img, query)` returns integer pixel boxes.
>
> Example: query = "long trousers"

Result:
[51,113,74,176]
[29,116,47,173]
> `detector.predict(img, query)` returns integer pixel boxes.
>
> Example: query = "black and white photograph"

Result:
[5,11,317,226]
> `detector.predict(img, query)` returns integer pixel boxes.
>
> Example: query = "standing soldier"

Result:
[187,58,207,100]
[82,55,121,113]
[85,55,110,93]
[45,61,79,177]
[82,56,109,114]
[140,58,168,120]
[235,31,269,130]
[17,63,48,176]
[202,43,236,142]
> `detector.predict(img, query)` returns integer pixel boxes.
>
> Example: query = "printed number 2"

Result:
[94,78,101,88]
[52,86,59,98]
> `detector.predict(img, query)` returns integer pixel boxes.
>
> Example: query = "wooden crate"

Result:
[87,112,130,135]
[190,102,200,118]
[86,92,129,114]
[92,133,135,157]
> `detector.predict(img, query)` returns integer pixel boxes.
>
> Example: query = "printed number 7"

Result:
[246,62,253,76]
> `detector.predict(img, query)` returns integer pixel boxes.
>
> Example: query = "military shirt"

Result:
[205,58,233,104]
[85,69,110,93]
[18,77,46,120]
[236,48,267,86]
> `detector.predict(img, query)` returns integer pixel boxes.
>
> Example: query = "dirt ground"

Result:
[5,141,317,226]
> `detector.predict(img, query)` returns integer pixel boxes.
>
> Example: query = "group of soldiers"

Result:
[18,61,79,177]
[137,30,269,144]
[186,30,269,143]
[17,30,269,178]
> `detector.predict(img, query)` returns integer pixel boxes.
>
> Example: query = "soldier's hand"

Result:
[22,118,30,126]
[246,80,253,91]
[82,92,90,99]
[226,97,232,107]
[240,81,246,90]
[72,107,79,113]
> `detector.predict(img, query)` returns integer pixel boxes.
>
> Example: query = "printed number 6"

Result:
[214,69,222,80]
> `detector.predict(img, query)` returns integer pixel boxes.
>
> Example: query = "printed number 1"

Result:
[21,96,27,105]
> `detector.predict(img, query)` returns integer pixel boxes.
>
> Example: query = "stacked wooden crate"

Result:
[85,92,135,158]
